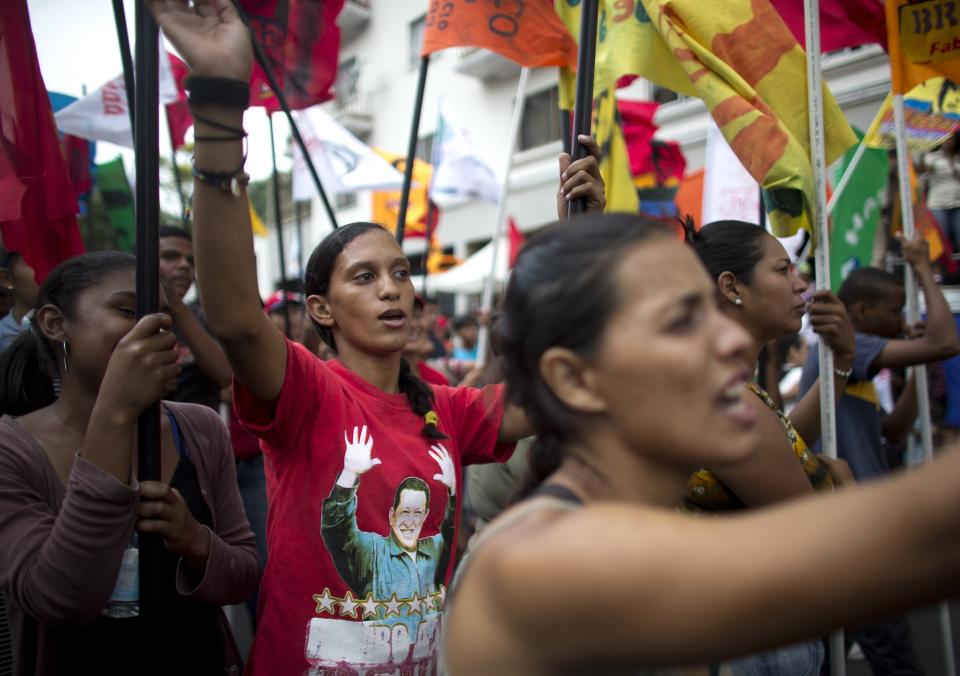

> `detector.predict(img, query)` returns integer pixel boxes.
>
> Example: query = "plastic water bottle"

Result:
[101,531,139,618]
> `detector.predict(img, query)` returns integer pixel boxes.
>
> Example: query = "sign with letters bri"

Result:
[899,0,960,63]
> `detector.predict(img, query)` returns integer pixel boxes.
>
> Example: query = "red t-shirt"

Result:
[418,361,449,386]
[235,339,513,675]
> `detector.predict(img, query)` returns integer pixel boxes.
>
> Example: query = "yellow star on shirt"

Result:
[435,585,447,608]
[312,588,337,615]
[360,593,381,619]
[420,595,436,614]
[403,592,422,616]
[382,593,403,618]
[338,591,359,619]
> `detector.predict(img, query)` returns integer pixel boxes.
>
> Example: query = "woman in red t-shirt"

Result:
[147,2,604,673]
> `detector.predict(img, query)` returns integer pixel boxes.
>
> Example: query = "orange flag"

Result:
[420,0,577,68]
[887,0,960,93]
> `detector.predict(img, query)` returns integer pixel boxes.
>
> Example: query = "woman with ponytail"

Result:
[0,252,257,675]
[144,2,603,672]
[444,212,960,675]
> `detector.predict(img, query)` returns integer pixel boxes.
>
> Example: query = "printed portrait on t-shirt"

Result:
[309,425,456,672]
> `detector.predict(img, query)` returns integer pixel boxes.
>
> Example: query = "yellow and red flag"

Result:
[887,0,960,94]
[371,150,433,238]
[640,0,857,237]
[554,0,692,111]
[421,0,577,68]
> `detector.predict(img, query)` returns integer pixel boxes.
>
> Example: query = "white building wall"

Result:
[256,1,894,301]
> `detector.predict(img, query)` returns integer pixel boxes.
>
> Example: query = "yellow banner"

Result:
[641,0,857,238]
[898,0,960,64]
[370,149,431,238]
[888,0,960,93]
[594,88,640,214]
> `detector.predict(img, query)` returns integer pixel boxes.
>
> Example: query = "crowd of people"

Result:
[2,2,960,675]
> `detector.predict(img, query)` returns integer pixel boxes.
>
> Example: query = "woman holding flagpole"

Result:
[144,1,604,673]
[442,212,960,675]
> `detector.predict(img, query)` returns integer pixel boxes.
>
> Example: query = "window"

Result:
[335,192,357,210]
[335,56,360,105]
[416,134,434,163]
[410,15,426,69]
[652,85,686,106]
[519,87,562,151]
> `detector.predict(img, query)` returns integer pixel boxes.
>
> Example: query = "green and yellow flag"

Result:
[641,0,857,237]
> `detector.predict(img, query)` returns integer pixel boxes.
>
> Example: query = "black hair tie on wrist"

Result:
[184,74,250,109]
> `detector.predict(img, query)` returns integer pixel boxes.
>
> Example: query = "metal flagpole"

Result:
[229,1,338,230]
[112,0,136,140]
[397,55,431,244]
[892,94,958,676]
[475,67,530,369]
[567,0,600,218]
[802,1,844,672]
[133,0,162,642]
[268,112,292,338]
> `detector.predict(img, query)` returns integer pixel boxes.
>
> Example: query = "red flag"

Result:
[0,0,83,282]
[507,217,525,269]
[770,0,887,52]
[618,100,686,185]
[165,53,192,149]
[421,0,577,68]
[239,0,345,112]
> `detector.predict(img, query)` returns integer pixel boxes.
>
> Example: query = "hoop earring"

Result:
[61,340,68,373]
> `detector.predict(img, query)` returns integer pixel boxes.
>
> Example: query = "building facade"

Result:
[253,0,892,309]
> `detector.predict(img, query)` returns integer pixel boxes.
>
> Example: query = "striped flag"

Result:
[640,0,857,237]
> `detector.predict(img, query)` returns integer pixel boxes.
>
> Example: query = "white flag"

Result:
[54,47,181,149]
[291,105,405,201]
[429,104,499,207]
[702,123,759,225]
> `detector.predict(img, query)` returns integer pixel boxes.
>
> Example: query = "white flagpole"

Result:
[475,67,530,369]
[802,2,845,674]
[826,140,868,215]
[892,93,958,676]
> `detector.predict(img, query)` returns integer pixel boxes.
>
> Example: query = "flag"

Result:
[239,0,345,111]
[887,0,960,94]
[593,89,640,214]
[421,0,577,68]
[507,217,525,268]
[702,123,761,224]
[0,0,83,282]
[426,234,460,274]
[618,99,686,215]
[640,0,857,238]
[165,53,192,149]
[770,0,887,52]
[290,105,405,201]
[371,150,433,238]
[250,201,268,237]
[891,158,950,265]
[829,130,889,291]
[49,92,96,206]
[865,81,960,152]
[54,49,182,148]
[555,1,694,112]
[429,103,500,207]
[95,156,136,253]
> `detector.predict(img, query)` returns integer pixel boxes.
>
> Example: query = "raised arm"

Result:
[148,0,286,401]
[875,234,960,369]
[447,446,960,673]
